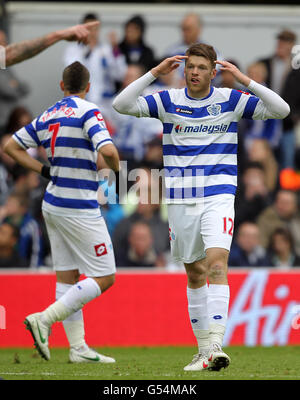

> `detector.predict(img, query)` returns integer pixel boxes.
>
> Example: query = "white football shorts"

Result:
[167,194,235,264]
[43,210,116,277]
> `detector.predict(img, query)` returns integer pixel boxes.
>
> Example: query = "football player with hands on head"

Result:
[113,44,290,371]
[4,62,119,364]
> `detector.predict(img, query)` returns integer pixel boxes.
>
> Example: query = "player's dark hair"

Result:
[62,62,90,94]
[82,13,100,23]
[185,43,217,69]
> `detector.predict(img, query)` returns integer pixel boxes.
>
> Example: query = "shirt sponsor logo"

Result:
[175,124,229,134]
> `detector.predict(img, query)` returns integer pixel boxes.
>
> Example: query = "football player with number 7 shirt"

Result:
[4,61,120,364]
[112,43,290,371]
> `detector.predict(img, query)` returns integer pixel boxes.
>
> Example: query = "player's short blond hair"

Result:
[185,43,217,70]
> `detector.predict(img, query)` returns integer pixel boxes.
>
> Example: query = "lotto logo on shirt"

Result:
[94,111,103,121]
[94,243,108,257]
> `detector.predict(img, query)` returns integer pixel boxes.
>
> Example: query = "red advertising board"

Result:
[0,269,299,347]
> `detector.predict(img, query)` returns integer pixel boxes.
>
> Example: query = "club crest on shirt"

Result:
[207,103,221,116]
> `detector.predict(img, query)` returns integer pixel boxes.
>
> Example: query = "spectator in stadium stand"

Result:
[96,156,125,236]
[242,62,283,153]
[218,58,248,175]
[0,31,30,136]
[63,13,127,123]
[258,29,300,169]
[118,15,156,72]
[256,190,300,257]
[268,227,300,268]
[0,192,43,267]
[113,201,169,259]
[142,136,164,170]
[247,138,279,193]
[228,222,272,267]
[165,13,222,87]
[116,221,165,267]
[10,165,46,225]
[0,134,16,205]
[120,166,166,219]
[234,161,272,230]
[111,63,162,171]
[0,222,27,268]
[5,106,32,134]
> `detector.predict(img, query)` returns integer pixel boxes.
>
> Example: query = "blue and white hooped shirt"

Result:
[13,96,113,217]
[136,86,267,204]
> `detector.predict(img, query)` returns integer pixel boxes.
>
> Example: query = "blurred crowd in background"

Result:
[0,12,300,270]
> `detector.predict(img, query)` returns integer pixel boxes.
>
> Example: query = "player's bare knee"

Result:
[207,261,228,283]
[74,270,81,283]
[92,274,115,293]
[185,263,207,285]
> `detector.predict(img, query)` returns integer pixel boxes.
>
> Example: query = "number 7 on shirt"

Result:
[48,122,60,159]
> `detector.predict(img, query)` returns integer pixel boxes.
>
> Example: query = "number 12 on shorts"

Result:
[223,217,234,236]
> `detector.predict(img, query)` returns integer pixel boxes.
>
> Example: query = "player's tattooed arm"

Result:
[5,21,99,67]
[6,35,56,66]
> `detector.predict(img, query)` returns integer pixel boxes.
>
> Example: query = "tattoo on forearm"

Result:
[6,34,55,66]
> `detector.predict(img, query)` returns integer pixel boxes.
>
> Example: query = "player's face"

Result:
[184,55,216,96]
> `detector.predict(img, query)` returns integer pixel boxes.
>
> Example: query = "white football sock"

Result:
[56,282,86,349]
[187,285,209,354]
[207,284,230,346]
[40,278,101,327]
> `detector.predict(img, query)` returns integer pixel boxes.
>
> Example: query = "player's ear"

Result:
[85,82,91,94]
[60,80,64,92]
[211,67,217,80]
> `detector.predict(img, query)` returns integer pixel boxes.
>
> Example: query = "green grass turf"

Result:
[0,346,299,380]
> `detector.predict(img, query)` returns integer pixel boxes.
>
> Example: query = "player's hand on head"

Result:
[60,21,100,44]
[215,60,250,87]
[151,55,187,77]
[215,60,239,73]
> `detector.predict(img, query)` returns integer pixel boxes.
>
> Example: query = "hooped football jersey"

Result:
[13,96,113,217]
[137,86,266,203]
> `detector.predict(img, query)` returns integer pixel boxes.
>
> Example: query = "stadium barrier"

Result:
[0,268,299,347]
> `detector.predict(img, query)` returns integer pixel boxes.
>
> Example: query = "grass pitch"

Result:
[0,346,299,380]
